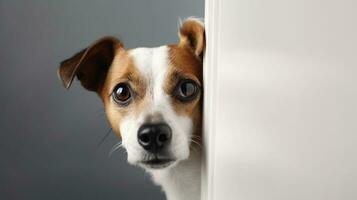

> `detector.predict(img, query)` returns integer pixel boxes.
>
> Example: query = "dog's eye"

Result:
[112,83,132,105]
[173,79,199,102]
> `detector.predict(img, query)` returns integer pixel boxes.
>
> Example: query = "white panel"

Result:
[204,0,357,200]
[202,0,220,199]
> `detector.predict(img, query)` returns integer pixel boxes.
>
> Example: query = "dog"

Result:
[58,18,204,200]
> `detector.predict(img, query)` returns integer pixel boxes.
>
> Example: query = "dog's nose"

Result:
[137,123,172,153]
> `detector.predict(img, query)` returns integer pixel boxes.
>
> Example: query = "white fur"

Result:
[118,46,200,200]
[150,150,201,200]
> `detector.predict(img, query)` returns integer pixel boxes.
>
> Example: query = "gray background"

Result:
[0,0,203,199]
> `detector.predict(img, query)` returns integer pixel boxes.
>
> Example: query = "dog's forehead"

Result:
[127,45,202,83]
[128,46,169,81]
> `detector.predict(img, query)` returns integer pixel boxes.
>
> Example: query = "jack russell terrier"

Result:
[58,18,204,200]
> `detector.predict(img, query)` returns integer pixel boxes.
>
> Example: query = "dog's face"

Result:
[58,19,204,170]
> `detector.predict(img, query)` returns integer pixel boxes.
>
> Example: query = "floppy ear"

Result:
[58,36,122,92]
[179,18,205,60]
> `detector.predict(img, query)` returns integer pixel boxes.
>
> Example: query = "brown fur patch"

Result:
[179,19,205,60]
[58,37,122,91]
[166,45,203,138]
[100,49,148,137]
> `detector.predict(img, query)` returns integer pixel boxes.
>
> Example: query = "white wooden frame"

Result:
[201,0,220,199]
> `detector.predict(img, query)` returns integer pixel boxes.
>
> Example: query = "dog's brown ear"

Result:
[58,36,122,91]
[179,18,205,60]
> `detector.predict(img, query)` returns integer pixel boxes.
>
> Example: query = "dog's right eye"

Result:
[112,83,132,106]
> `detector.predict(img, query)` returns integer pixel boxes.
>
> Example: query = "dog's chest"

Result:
[150,152,201,200]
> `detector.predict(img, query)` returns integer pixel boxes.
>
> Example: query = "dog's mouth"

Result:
[140,158,175,169]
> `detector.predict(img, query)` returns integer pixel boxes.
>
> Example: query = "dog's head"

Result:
[58,18,204,170]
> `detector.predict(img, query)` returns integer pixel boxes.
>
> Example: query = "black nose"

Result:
[137,123,172,153]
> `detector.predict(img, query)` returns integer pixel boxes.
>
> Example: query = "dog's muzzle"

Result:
[137,123,174,169]
[137,123,172,153]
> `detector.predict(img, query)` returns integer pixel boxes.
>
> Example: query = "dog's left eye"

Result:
[112,83,132,106]
[173,79,200,102]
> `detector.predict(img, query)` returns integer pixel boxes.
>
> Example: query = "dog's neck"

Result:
[149,150,201,200]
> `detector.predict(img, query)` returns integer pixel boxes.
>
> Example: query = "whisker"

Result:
[191,135,202,141]
[190,138,202,148]
[97,128,113,148]
[109,142,123,157]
